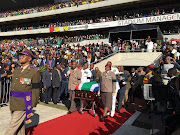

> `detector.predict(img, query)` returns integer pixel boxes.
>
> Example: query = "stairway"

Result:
[94,52,162,72]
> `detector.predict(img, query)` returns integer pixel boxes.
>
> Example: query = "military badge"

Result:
[27,105,31,110]
[28,66,31,70]
[26,96,31,101]
[20,78,25,84]
[20,78,31,85]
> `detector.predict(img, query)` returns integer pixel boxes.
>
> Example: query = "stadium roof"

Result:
[0,0,54,12]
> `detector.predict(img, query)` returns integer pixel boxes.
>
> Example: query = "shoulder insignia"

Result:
[31,66,39,71]
[28,66,31,70]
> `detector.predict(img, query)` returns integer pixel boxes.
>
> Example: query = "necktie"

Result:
[57,69,62,82]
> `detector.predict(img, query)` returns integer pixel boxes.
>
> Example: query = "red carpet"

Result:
[26,108,135,135]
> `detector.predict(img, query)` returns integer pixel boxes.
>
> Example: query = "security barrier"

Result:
[0,80,11,107]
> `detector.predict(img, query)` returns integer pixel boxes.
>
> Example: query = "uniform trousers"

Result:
[110,87,119,116]
[5,111,26,135]
[69,90,77,112]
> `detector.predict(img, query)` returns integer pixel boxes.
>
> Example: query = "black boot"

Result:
[101,116,107,122]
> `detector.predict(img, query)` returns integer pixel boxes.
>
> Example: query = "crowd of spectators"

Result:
[163,27,180,35]
[1,35,180,134]
[0,7,179,33]
[0,36,179,57]
[0,35,180,108]
[0,0,104,18]
[0,34,107,47]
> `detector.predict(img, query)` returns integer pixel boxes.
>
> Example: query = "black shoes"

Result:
[44,101,48,104]
[79,111,84,114]
[116,109,120,113]
[67,111,72,114]
[101,116,108,122]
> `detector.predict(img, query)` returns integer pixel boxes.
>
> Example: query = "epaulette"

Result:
[32,66,39,71]
[29,66,39,71]
[28,66,31,70]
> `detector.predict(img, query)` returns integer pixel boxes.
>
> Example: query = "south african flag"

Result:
[76,81,99,92]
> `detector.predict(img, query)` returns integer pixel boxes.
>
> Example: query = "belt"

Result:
[10,91,33,124]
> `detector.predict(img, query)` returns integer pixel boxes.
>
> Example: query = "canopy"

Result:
[170,39,180,42]
[109,24,163,43]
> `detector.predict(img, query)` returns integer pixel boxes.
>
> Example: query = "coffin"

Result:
[75,81,99,100]
[75,91,98,100]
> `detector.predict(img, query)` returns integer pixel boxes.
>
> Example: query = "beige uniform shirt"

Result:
[100,71,116,93]
[68,68,82,90]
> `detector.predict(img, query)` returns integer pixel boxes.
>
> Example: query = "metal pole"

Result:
[130,29,132,41]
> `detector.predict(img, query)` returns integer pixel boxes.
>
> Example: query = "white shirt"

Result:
[132,72,135,77]
[111,67,120,90]
[111,67,119,75]
[170,76,176,81]
[81,68,92,83]
[162,64,174,75]
[146,41,154,52]
[21,64,29,72]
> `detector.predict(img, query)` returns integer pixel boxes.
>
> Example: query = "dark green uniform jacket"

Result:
[10,65,40,111]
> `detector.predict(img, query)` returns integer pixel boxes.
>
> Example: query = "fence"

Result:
[0,80,11,108]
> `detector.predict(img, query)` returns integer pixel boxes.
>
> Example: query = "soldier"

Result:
[100,63,116,122]
[67,61,82,114]
[106,61,120,117]
[5,49,40,135]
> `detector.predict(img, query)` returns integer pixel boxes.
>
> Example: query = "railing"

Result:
[92,49,162,65]
[0,80,11,108]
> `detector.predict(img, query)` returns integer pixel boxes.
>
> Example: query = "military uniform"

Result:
[68,68,82,112]
[110,67,120,117]
[10,65,40,111]
[79,68,92,112]
[81,68,92,83]
[100,71,116,108]
[5,49,40,135]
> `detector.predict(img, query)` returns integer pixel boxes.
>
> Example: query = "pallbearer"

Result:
[67,61,82,114]
[100,63,116,122]
[106,61,120,117]
[5,49,40,135]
